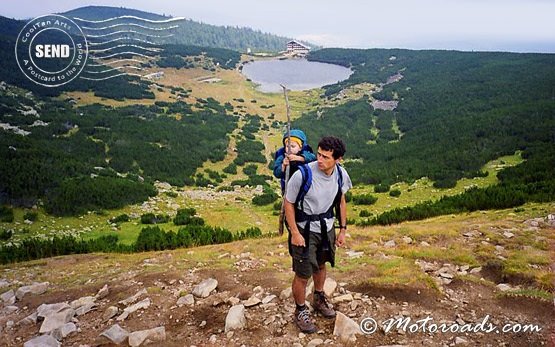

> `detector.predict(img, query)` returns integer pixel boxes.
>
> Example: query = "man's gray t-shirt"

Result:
[285,161,352,233]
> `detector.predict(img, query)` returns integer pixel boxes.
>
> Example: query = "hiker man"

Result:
[284,136,352,333]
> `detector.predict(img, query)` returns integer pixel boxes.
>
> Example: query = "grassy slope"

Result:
[1,58,553,300]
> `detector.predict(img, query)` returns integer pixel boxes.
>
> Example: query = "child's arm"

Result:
[300,150,316,163]
[273,155,285,178]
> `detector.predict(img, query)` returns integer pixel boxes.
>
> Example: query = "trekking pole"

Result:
[278,84,291,236]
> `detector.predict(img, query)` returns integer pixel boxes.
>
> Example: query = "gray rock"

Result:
[39,307,75,334]
[279,287,292,300]
[96,284,109,299]
[100,324,129,344]
[455,336,468,344]
[307,338,324,347]
[384,240,396,248]
[324,278,338,297]
[496,283,512,292]
[1,289,16,304]
[119,288,147,305]
[128,326,166,347]
[243,296,261,307]
[51,322,77,341]
[193,278,218,298]
[70,296,96,310]
[117,298,151,321]
[332,294,353,304]
[420,241,431,247]
[18,312,38,325]
[37,303,71,319]
[333,311,361,343]
[16,282,49,300]
[3,305,18,314]
[402,236,413,244]
[75,302,96,316]
[103,306,119,320]
[346,250,364,258]
[225,304,246,332]
[262,295,277,304]
[503,231,515,238]
[177,294,195,306]
[0,279,9,288]
[23,335,60,347]
[438,272,454,279]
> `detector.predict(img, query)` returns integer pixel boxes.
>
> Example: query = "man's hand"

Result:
[335,229,346,247]
[291,232,306,247]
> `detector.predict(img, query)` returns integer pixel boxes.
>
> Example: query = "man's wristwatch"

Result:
[338,225,347,231]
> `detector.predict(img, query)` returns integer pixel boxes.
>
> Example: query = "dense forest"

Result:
[0,86,237,214]
[61,6,311,53]
[303,49,555,188]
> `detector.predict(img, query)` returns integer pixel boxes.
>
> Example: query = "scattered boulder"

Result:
[455,336,468,345]
[496,283,512,292]
[324,278,338,297]
[225,304,246,332]
[177,294,195,307]
[96,284,109,299]
[1,289,16,305]
[119,288,147,306]
[51,322,77,341]
[243,296,261,307]
[16,282,49,300]
[279,287,292,300]
[333,311,361,343]
[117,298,151,321]
[346,250,364,259]
[128,326,166,347]
[103,306,119,320]
[193,278,218,298]
[23,335,60,347]
[18,312,38,326]
[384,240,396,248]
[332,294,353,304]
[307,338,324,347]
[262,294,277,304]
[100,324,129,345]
[38,303,75,334]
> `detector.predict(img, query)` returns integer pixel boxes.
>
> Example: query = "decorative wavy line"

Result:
[82,23,179,31]
[79,72,143,81]
[86,58,144,67]
[73,15,185,24]
[90,51,155,60]
[84,66,143,74]
[85,30,173,39]
[89,44,162,53]
[88,37,157,46]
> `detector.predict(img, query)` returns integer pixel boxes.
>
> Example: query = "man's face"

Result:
[317,147,338,174]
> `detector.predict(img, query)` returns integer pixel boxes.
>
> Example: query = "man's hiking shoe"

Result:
[294,307,317,333]
[313,291,336,319]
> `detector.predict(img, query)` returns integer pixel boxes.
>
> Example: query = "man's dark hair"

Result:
[318,136,346,159]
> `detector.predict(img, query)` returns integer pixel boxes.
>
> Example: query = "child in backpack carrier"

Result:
[273,129,316,193]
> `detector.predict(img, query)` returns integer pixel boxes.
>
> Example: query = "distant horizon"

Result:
[1,1,554,54]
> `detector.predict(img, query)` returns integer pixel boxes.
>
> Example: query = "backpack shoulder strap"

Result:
[295,164,312,210]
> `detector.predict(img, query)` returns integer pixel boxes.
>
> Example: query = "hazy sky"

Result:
[2,0,554,52]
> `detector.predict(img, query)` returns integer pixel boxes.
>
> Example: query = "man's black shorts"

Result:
[290,228,336,279]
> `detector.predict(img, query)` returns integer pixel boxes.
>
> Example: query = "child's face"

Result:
[285,139,301,154]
